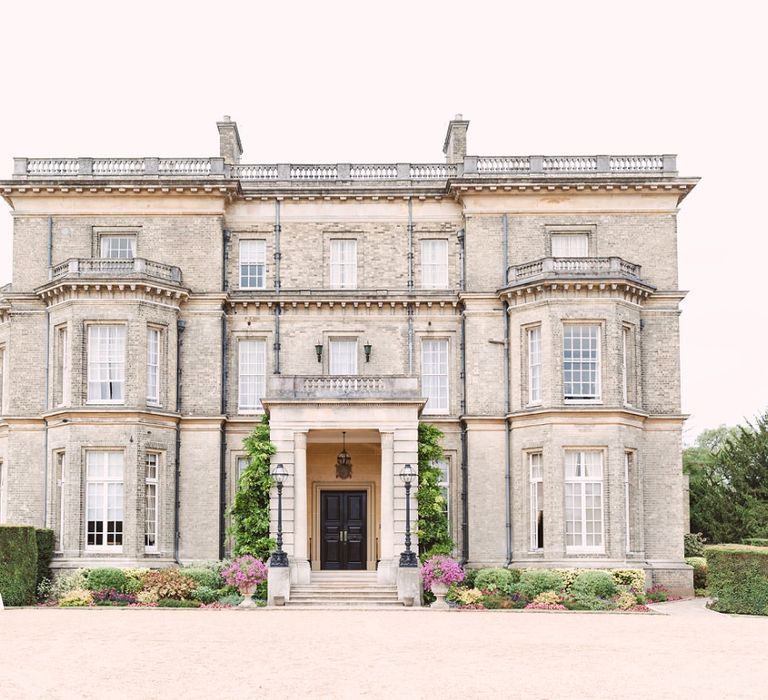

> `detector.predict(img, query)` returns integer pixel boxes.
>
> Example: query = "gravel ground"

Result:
[0,602,765,699]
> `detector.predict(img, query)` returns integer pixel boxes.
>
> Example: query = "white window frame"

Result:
[421,239,449,289]
[330,239,358,289]
[237,456,249,481]
[54,325,70,407]
[144,452,159,552]
[86,324,127,404]
[529,452,544,551]
[99,234,136,259]
[527,326,542,406]
[85,451,124,552]
[329,338,358,375]
[564,450,604,553]
[551,232,589,257]
[54,450,65,552]
[239,239,267,289]
[238,339,267,413]
[421,338,449,415]
[563,324,601,403]
[147,327,161,406]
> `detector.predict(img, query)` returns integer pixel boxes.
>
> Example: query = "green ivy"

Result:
[416,423,454,557]
[228,415,276,560]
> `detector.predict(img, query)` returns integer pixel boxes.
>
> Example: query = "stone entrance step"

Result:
[286,571,402,608]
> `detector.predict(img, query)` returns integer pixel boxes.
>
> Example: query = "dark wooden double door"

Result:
[320,491,367,570]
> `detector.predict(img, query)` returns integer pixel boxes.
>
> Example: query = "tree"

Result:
[685,416,768,543]
[228,415,276,560]
[416,423,454,557]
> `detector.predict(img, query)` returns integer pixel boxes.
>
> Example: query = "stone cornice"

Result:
[506,406,687,428]
[501,278,654,307]
[35,279,189,308]
[228,292,460,312]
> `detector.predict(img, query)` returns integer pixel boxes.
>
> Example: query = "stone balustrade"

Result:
[13,154,677,181]
[48,257,182,284]
[268,375,421,401]
[506,256,644,286]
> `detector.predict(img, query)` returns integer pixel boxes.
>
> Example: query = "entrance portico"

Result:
[263,376,424,587]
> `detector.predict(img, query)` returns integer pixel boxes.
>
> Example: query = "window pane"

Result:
[528,327,541,404]
[87,325,126,402]
[86,452,124,549]
[100,236,136,259]
[421,239,448,289]
[330,239,357,289]
[329,340,357,375]
[422,339,448,412]
[147,328,160,404]
[551,234,588,257]
[238,340,266,410]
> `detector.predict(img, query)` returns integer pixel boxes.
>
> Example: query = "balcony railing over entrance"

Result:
[49,258,182,284]
[268,375,421,401]
[506,257,645,286]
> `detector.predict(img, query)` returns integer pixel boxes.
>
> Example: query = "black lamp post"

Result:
[399,464,418,567]
[270,463,289,567]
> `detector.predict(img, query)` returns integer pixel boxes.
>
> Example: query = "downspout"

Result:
[502,214,513,565]
[43,216,53,526]
[274,201,282,374]
[174,319,186,564]
[219,227,230,559]
[458,227,469,563]
[457,229,465,292]
[407,199,414,291]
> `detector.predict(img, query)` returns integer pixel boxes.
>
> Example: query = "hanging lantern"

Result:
[335,431,353,480]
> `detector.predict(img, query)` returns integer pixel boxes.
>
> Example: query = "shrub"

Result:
[421,556,464,592]
[525,601,567,610]
[35,529,55,589]
[157,598,201,608]
[453,587,484,606]
[475,568,516,595]
[86,568,129,593]
[519,570,565,598]
[686,557,708,589]
[123,568,150,593]
[217,593,244,606]
[742,538,768,547]
[143,568,197,600]
[181,567,223,590]
[59,588,93,607]
[92,588,137,606]
[532,591,562,606]
[684,532,707,558]
[707,545,768,615]
[0,525,38,606]
[571,571,617,599]
[136,590,160,605]
[51,569,89,600]
[610,569,645,591]
[462,569,478,589]
[613,591,639,610]
[564,594,610,611]
[191,586,219,604]
[480,594,514,609]
[645,585,670,603]
[37,577,54,601]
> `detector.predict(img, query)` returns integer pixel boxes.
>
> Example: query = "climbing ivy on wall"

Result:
[416,423,454,557]
[228,415,276,560]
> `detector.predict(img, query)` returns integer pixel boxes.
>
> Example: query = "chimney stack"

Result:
[443,114,469,164]
[217,115,243,165]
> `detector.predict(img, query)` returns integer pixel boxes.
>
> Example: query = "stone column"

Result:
[378,431,396,583]
[292,431,310,584]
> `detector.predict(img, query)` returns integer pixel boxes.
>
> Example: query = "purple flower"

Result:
[421,556,465,592]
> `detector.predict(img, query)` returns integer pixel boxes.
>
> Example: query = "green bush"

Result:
[35,529,55,589]
[143,569,197,600]
[742,538,768,547]
[684,532,707,558]
[609,569,645,591]
[217,593,243,606]
[191,586,219,604]
[462,569,478,589]
[59,588,93,607]
[86,568,129,593]
[0,525,38,606]
[519,570,565,598]
[51,569,89,600]
[157,598,201,608]
[685,557,708,589]
[475,568,517,594]
[571,571,617,599]
[565,593,611,611]
[181,567,223,590]
[707,545,768,615]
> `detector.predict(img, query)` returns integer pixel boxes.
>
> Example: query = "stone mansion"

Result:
[0,116,698,594]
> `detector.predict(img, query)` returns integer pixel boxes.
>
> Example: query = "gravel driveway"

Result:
[0,602,765,699]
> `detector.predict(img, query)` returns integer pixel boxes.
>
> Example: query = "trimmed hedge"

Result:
[35,528,55,588]
[742,538,768,547]
[0,525,38,606]
[707,545,768,615]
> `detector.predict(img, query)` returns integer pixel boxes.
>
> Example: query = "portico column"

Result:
[291,431,310,584]
[378,431,395,583]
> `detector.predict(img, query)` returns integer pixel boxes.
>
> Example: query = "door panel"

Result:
[320,491,367,570]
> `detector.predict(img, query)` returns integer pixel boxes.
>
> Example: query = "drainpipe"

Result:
[502,215,513,565]
[407,199,414,290]
[42,216,53,527]
[459,308,469,564]
[407,305,414,375]
[457,228,465,292]
[219,258,229,558]
[274,200,282,374]
[174,319,186,564]
[222,228,230,292]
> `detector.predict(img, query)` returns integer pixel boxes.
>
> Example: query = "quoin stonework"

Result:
[0,116,698,597]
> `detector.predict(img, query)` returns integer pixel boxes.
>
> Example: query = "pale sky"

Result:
[0,1,765,442]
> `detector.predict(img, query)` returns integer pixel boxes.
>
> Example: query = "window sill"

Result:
[238,409,265,415]
[423,409,450,416]
[563,399,603,405]
[85,401,126,406]
[239,286,267,291]
[85,547,124,553]
[565,549,606,556]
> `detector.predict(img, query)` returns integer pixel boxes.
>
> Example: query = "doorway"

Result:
[320,490,367,570]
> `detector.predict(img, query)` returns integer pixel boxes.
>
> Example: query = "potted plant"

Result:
[421,555,464,609]
[222,555,268,607]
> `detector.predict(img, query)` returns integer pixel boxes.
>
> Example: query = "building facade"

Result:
[0,116,697,593]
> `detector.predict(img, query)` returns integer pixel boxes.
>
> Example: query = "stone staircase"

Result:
[287,571,403,608]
